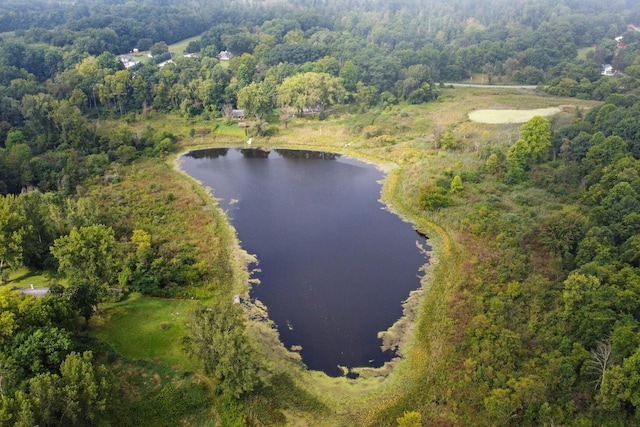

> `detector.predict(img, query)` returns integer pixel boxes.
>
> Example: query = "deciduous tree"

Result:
[184,300,259,397]
[22,351,111,427]
[50,224,119,320]
[237,82,271,119]
[507,115,551,182]
[0,195,30,282]
[277,72,345,115]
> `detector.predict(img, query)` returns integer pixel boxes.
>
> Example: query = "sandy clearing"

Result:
[468,107,562,124]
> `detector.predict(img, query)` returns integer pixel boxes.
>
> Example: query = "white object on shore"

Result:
[247,138,252,145]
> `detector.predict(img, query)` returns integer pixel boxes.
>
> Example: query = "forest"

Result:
[2,0,640,425]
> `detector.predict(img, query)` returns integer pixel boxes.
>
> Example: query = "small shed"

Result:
[232,109,245,119]
[233,294,241,304]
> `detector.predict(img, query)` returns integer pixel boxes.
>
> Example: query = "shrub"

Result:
[417,182,453,211]
[450,175,464,192]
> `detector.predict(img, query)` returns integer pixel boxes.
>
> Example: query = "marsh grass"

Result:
[107,358,214,426]
[87,157,235,294]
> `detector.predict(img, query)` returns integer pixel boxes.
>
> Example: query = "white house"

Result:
[218,50,232,61]
[601,64,616,76]
[119,55,140,69]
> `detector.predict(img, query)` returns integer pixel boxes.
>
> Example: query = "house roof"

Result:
[18,287,49,297]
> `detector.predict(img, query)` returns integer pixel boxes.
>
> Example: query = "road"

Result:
[441,83,539,90]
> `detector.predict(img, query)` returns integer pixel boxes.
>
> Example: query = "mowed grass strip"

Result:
[168,34,201,56]
[92,292,199,371]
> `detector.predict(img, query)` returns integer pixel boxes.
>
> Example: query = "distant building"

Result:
[602,64,616,76]
[133,48,139,54]
[119,55,140,69]
[158,59,174,68]
[232,109,245,119]
[218,50,232,61]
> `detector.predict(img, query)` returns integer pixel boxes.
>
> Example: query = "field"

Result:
[577,46,594,61]
[123,34,204,64]
[168,34,202,56]
[468,106,563,123]
[91,292,199,371]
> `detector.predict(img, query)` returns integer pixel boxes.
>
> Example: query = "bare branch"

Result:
[586,338,614,390]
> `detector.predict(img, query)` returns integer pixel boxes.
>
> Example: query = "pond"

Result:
[181,148,429,377]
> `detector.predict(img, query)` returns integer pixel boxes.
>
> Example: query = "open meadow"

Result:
[168,35,202,56]
[91,292,199,370]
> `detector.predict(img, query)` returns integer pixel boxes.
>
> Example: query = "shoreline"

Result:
[171,144,440,385]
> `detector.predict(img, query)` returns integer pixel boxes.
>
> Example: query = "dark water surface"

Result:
[181,148,429,377]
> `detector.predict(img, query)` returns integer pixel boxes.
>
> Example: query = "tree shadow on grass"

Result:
[7,269,50,286]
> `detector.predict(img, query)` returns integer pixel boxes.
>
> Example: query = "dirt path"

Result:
[442,82,538,90]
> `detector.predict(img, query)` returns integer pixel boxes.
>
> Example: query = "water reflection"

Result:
[185,148,229,159]
[275,149,341,160]
[240,148,271,158]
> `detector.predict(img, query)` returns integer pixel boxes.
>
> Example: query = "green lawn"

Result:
[124,34,202,63]
[1,267,53,291]
[91,292,199,371]
[168,34,202,56]
[129,52,151,63]
[577,46,594,61]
